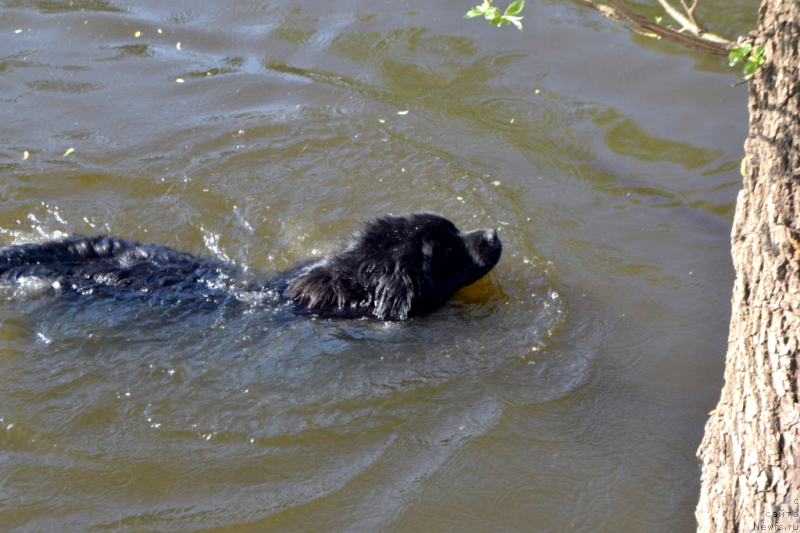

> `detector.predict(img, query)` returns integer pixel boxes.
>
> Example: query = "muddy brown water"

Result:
[0,0,757,531]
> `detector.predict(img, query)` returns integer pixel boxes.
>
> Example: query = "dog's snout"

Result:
[484,229,497,243]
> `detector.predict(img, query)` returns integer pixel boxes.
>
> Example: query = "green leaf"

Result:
[464,0,524,32]
[504,1,524,16]
[752,46,766,65]
[743,61,757,76]
[728,48,745,67]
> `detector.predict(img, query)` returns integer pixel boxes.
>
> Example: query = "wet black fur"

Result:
[0,213,502,321]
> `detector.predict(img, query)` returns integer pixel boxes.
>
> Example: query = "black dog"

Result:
[0,213,501,321]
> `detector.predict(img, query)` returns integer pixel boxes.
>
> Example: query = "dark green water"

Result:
[0,0,756,530]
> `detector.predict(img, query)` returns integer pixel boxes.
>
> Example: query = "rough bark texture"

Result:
[696,0,800,530]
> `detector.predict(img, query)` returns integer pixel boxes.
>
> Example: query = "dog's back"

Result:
[0,236,232,297]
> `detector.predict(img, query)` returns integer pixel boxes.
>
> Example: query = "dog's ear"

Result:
[371,268,415,321]
[287,253,421,321]
[286,269,361,314]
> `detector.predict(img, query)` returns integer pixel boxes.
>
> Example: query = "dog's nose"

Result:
[484,229,497,243]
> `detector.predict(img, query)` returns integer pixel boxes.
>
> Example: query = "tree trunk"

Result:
[696,0,800,530]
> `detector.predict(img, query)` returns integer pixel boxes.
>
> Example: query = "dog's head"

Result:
[286,213,502,321]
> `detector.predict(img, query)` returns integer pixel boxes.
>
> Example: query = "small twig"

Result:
[679,0,705,33]
[732,74,753,87]
[658,0,695,32]
[656,0,728,41]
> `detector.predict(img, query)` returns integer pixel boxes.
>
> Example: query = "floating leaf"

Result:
[63,147,75,157]
[397,110,409,115]
[23,151,29,160]
[176,78,185,83]
[134,31,141,38]
[14,29,23,34]
[176,42,182,50]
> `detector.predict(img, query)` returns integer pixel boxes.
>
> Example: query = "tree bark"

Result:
[696,0,800,530]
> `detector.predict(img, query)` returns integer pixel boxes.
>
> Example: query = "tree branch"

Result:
[567,0,734,56]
